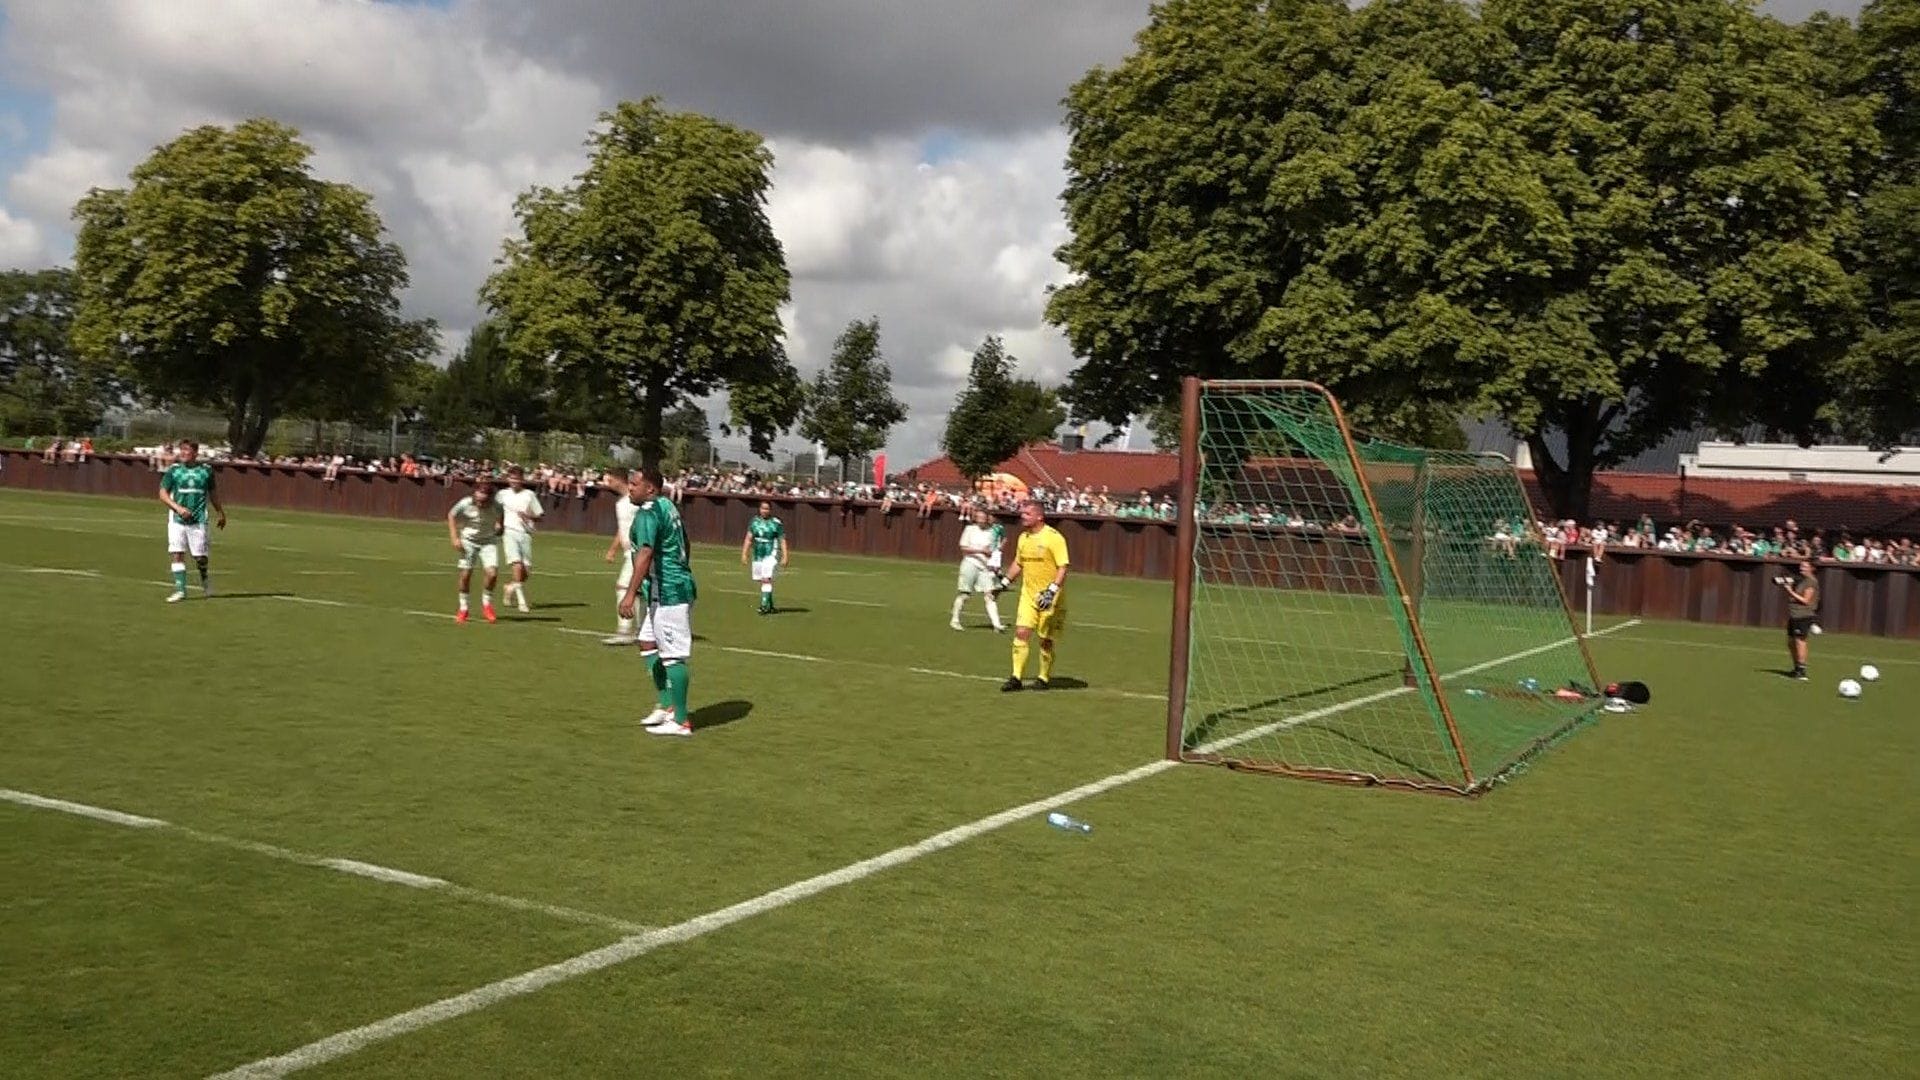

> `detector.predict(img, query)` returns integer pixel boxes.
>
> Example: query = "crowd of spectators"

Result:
[24,441,1917,566]
[1528,515,1920,566]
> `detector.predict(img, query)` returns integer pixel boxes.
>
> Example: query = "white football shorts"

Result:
[640,602,693,662]
[457,538,499,572]
[502,530,534,567]
[167,518,210,558]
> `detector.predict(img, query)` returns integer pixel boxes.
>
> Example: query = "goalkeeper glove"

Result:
[1035,584,1058,611]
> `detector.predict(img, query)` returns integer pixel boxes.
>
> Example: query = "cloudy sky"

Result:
[0,0,1857,465]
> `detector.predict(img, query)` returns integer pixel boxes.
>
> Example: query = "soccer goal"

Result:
[1164,378,1602,794]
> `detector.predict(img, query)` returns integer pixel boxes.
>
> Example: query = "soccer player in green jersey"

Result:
[158,440,226,603]
[740,500,788,614]
[618,467,699,737]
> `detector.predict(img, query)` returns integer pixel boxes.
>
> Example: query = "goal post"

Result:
[1164,377,1603,795]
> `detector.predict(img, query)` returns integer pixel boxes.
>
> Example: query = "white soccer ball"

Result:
[1837,678,1862,699]
[1859,664,1880,682]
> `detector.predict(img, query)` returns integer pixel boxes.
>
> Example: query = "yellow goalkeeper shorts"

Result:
[1015,595,1067,639]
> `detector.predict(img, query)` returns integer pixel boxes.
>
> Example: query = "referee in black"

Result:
[1782,558,1819,681]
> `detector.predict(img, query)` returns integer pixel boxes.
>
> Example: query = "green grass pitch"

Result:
[1,488,1914,1078]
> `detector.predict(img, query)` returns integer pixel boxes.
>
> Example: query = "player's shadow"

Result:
[765,607,811,615]
[505,614,563,623]
[1041,676,1091,691]
[690,700,752,730]
[532,602,587,611]
[208,591,295,601]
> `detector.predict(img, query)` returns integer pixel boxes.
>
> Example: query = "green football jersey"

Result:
[989,522,1005,548]
[630,496,698,606]
[748,516,784,559]
[161,462,217,525]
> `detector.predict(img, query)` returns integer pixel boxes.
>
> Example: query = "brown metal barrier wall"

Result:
[5,450,1915,637]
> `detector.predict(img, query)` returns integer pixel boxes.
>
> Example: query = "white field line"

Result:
[823,597,886,608]
[293,570,356,576]
[273,596,349,608]
[208,621,1639,1079]
[1080,621,1153,633]
[18,567,101,577]
[0,788,168,828]
[0,789,647,936]
[908,666,999,683]
[404,609,451,620]
[1604,629,1920,666]
[320,859,446,889]
[722,645,823,663]
[339,553,390,562]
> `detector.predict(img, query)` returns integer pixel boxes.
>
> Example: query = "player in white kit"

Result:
[952,506,1006,631]
[496,465,544,612]
[603,471,643,644]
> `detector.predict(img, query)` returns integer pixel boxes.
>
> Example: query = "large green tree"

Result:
[1834,0,1920,442]
[71,118,433,456]
[0,267,111,436]
[798,317,906,480]
[482,99,802,468]
[424,320,549,439]
[940,335,1063,479]
[1049,0,1878,518]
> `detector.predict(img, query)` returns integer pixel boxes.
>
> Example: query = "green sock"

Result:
[666,661,691,724]
[649,653,672,709]
[765,588,774,611]
[171,562,188,591]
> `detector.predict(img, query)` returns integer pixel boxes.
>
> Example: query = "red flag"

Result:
[872,454,887,488]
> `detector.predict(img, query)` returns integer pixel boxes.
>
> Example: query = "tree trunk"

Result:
[1525,401,1602,522]
[637,380,666,470]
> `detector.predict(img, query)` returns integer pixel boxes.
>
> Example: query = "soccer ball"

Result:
[1860,664,1880,682]
[1837,678,1862,699]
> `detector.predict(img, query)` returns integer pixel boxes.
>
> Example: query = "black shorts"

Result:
[1787,616,1815,640]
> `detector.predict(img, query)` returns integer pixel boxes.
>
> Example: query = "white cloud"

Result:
[0,204,46,266]
[0,0,1144,462]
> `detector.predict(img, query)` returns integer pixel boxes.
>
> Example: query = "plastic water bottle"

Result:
[1463,688,1489,698]
[1047,811,1092,834]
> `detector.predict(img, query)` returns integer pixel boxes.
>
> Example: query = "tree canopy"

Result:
[482,98,803,468]
[71,118,433,456]
[798,317,907,480]
[941,335,1064,479]
[0,267,111,436]
[1049,0,1884,517]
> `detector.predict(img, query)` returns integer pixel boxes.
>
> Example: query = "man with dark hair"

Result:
[497,465,544,612]
[1781,559,1819,681]
[619,466,699,736]
[447,477,503,623]
[158,439,226,602]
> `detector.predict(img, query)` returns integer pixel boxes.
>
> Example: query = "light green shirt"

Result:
[449,496,503,543]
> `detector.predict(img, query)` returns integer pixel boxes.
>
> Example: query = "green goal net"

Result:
[1167,381,1601,794]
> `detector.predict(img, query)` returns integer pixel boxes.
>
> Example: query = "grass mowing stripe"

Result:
[211,621,1639,1078]
[1,787,649,936]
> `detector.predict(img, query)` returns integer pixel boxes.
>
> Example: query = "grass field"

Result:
[2,487,1915,1079]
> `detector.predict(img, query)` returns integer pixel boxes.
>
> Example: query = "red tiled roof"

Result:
[904,444,1181,496]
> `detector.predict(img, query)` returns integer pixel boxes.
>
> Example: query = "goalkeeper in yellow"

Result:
[1001,499,1069,691]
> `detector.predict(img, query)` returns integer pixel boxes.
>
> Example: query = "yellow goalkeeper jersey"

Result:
[1016,525,1070,602]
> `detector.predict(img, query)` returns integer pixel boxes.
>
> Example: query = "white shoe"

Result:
[640,708,670,728]
[516,594,531,613]
[949,620,964,631]
[602,633,636,646]
[201,581,213,598]
[646,720,692,737]
[165,590,187,603]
